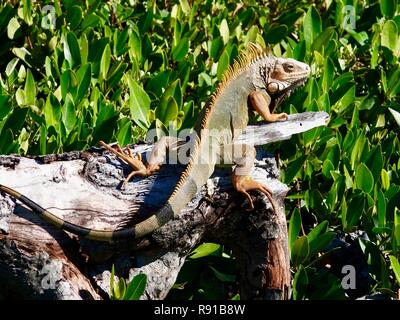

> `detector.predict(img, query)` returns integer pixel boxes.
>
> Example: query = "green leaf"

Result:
[288,209,302,253]
[114,278,126,300]
[394,208,400,252]
[22,0,33,25]
[0,128,14,154]
[92,103,118,144]
[172,37,189,62]
[381,169,390,190]
[81,13,100,30]
[15,88,25,106]
[387,68,400,96]
[60,70,71,101]
[219,19,230,44]
[355,163,374,194]
[309,232,336,256]
[128,30,142,62]
[303,6,322,48]
[179,0,191,15]
[322,159,334,179]
[75,63,92,104]
[39,125,46,155]
[128,78,150,129]
[284,155,306,183]
[116,118,132,146]
[380,0,397,18]
[100,44,111,81]
[62,94,76,134]
[158,79,182,112]
[114,28,129,56]
[291,236,309,266]
[80,34,89,65]
[292,265,308,300]
[346,194,365,230]
[7,17,20,39]
[304,189,328,219]
[43,94,61,129]
[64,32,81,68]
[389,256,400,285]
[217,49,230,81]
[389,108,400,127]
[334,85,355,114]
[322,57,334,93]
[349,30,369,46]
[67,5,83,29]
[110,265,115,299]
[124,273,147,300]
[381,20,399,53]
[189,243,220,259]
[350,131,366,169]
[265,25,288,44]
[0,95,12,119]
[24,69,35,106]
[156,96,178,126]
[366,146,383,183]
[108,62,128,89]
[311,26,334,53]
[377,190,386,228]
[180,100,195,129]
[209,36,223,60]
[209,266,236,283]
[244,25,259,44]
[2,107,28,135]
[6,58,19,77]
[307,221,328,242]
[12,47,32,67]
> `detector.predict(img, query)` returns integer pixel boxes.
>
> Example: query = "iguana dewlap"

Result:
[0,44,310,242]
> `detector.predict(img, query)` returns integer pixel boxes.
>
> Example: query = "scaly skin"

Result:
[0,44,310,242]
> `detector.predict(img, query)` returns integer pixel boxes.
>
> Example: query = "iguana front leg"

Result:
[99,136,181,187]
[249,90,288,122]
[221,143,277,212]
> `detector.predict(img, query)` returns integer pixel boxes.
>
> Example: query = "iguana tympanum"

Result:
[0,44,310,242]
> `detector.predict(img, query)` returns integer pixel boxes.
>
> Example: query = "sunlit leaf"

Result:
[124,273,147,300]
[128,78,150,129]
[189,243,220,259]
[355,163,374,194]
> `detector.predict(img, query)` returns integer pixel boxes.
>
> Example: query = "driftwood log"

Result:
[0,112,328,300]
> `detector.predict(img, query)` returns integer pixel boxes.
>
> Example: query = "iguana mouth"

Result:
[274,76,308,106]
[269,76,308,110]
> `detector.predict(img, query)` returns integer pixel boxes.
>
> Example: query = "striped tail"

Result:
[0,137,216,241]
[0,184,175,242]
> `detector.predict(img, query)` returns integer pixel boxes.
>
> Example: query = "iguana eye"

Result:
[284,63,294,72]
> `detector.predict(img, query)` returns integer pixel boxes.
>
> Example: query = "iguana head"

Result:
[253,56,310,109]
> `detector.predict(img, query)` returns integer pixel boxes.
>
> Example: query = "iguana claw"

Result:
[99,141,159,188]
[232,175,277,212]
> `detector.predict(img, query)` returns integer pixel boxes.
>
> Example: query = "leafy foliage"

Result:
[0,0,399,299]
[168,243,239,300]
[109,265,147,300]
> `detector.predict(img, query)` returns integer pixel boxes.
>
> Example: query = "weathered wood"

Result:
[0,112,328,300]
[238,111,329,145]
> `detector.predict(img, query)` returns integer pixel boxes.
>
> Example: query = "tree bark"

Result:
[0,112,328,300]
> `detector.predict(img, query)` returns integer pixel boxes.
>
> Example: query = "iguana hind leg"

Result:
[99,136,181,187]
[221,143,277,212]
[249,90,288,122]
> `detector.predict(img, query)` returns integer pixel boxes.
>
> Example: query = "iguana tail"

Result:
[0,153,213,241]
[0,182,181,241]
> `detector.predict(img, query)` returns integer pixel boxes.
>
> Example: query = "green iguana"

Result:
[0,44,310,242]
